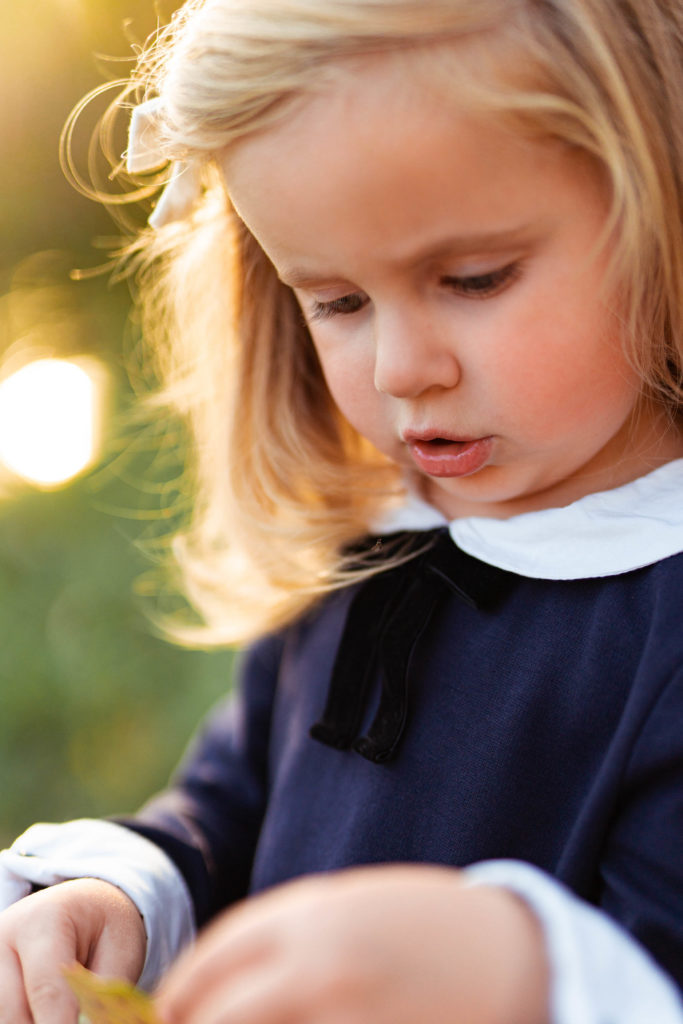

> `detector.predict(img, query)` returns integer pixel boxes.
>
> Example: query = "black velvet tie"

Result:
[310,528,509,764]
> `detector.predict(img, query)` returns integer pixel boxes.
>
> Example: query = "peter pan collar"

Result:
[375,459,683,581]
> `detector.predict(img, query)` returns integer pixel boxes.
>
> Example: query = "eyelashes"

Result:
[442,263,521,297]
[309,292,367,321]
[307,263,520,322]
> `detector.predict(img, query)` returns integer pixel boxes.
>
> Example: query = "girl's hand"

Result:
[156,865,548,1024]
[0,877,146,1024]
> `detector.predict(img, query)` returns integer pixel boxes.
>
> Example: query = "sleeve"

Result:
[115,631,284,927]
[0,631,284,991]
[460,664,683,1023]
[464,860,683,1024]
[3,835,681,1018]
[0,818,194,991]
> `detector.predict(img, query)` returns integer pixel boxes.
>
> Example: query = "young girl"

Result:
[2,0,683,1021]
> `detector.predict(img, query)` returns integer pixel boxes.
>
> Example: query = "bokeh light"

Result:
[0,0,238,849]
[0,358,103,487]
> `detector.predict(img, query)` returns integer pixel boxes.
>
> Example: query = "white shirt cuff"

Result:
[464,859,683,1024]
[0,819,195,990]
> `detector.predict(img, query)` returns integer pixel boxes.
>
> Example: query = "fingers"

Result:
[0,948,36,1024]
[156,910,269,1023]
[0,878,147,1024]
[13,914,81,1024]
[159,960,297,1024]
[156,877,354,1024]
[0,933,79,1024]
[154,866,515,1024]
[159,871,331,1011]
[22,962,80,1024]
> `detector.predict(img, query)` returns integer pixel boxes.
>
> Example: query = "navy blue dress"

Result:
[121,529,683,990]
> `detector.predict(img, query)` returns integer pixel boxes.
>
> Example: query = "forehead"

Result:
[220,50,603,279]
[220,42,513,199]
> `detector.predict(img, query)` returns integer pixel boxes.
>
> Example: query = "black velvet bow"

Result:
[310,528,509,764]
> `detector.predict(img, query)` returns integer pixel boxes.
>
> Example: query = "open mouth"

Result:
[406,436,493,478]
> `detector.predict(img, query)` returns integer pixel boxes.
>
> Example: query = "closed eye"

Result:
[305,262,519,322]
[442,263,520,298]
[308,292,367,322]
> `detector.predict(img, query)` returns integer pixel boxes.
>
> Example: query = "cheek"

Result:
[314,343,376,421]
[485,299,636,432]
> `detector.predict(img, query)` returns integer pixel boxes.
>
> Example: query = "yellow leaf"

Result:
[63,963,161,1024]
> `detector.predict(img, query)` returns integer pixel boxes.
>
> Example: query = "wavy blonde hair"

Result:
[72,0,683,643]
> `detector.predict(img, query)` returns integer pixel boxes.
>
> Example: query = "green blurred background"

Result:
[0,1,236,846]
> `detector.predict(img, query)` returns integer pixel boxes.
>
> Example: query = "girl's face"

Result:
[224,55,683,519]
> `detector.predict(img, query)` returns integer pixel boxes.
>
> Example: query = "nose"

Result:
[373,307,460,398]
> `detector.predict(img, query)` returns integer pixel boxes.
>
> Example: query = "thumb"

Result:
[19,880,146,1023]
[19,924,83,1024]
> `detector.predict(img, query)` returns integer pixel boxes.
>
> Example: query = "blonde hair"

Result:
[75,0,683,644]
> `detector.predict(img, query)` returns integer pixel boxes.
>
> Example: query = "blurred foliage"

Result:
[65,963,160,1023]
[0,0,237,846]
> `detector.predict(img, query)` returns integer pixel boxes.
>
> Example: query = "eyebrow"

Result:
[277,225,540,288]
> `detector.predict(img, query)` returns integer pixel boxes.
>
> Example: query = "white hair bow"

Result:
[126,98,203,228]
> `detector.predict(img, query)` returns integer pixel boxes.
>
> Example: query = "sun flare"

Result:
[0,358,103,488]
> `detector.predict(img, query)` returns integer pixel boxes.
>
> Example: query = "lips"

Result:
[403,432,493,478]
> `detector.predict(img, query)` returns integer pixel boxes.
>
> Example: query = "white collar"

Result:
[375,460,683,580]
